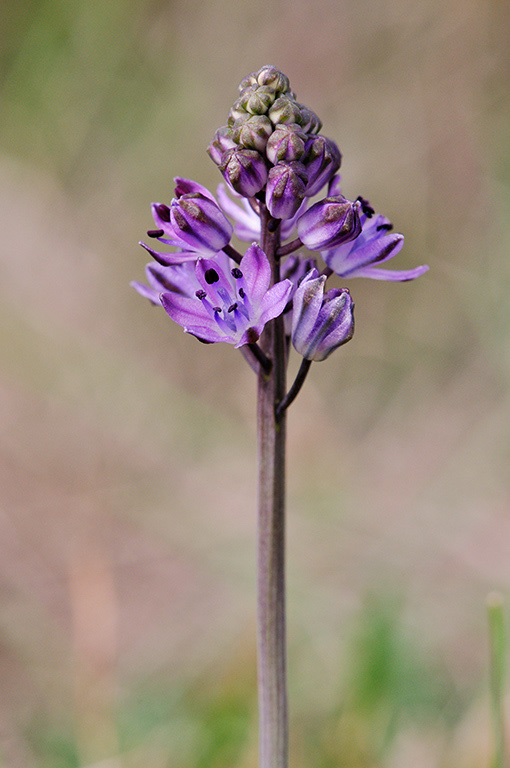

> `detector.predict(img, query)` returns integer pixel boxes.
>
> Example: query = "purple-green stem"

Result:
[257,206,288,768]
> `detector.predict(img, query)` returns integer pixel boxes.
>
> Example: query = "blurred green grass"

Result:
[1,0,510,765]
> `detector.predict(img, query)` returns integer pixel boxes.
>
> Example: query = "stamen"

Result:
[213,306,222,313]
[228,303,238,313]
[155,204,171,222]
[205,268,220,284]
[232,267,243,279]
[376,222,393,231]
[239,287,246,299]
[147,229,165,238]
[196,289,207,299]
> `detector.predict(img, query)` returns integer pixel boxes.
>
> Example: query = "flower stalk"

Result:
[256,205,288,768]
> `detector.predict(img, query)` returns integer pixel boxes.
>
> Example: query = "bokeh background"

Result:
[1,0,510,766]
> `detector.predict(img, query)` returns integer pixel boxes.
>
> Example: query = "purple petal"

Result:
[258,279,294,325]
[350,264,429,281]
[173,177,216,201]
[130,281,161,305]
[140,241,200,265]
[239,244,271,303]
[323,233,404,276]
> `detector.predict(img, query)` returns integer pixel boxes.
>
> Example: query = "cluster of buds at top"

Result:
[134,65,428,378]
[208,65,341,219]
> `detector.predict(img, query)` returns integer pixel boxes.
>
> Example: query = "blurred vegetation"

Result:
[1,0,510,766]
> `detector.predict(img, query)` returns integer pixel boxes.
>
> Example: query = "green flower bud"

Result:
[238,72,258,92]
[228,99,250,127]
[297,104,322,134]
[238,84,276,115]
[266,123,307,163]
[268,96,303,126]
[232,114,273,152]
[255,65,290,95]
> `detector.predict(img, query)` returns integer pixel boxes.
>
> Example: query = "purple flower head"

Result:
[291,269,354,361]
[296,195,362,250]
[265,162,308,220]
[161,244,292,347]
[303,136,342,197]
[323,210,429,281]
[219,147,268,197]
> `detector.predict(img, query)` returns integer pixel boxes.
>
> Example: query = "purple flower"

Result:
[322,212,429,281]
[302,136,342,197]
[160,244,292,347]
[219,147,268,197]
[296,195,362,250]
[150,194,233,258]
[291,269,354,361]
[265,162,308,220]
[207,126,236,166]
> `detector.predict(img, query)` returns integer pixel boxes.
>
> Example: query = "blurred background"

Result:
[1,0,510,766]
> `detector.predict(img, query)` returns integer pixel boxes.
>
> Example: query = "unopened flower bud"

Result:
[302,136,342,196]
[297,195,362,250]
[238,84,276,115]
[168,192,233,255]
[291,270,354,361]
[228,100,250,127]
[232,114,273,152]
[219,147,268,197]
[266,123,307,164]
[238,72,258,92]
[256,65,290,95]
[297,104,322,134]
[265,161,308,219]
[207,126,236,166]
[268,96,303,126]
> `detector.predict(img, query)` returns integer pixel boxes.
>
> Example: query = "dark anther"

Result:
[356,196,375,218]
[213,306,222,313]
[239,287,245,299]
[195,289,207,300]
[228,302,238,313]
[376,222,393,232]
[147,229,165,238]
[155,204,171,222]
[231,267,243,279]
[205,268,220,284]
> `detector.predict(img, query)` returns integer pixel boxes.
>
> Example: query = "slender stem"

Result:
[487,592,506,768]
[257,205,288,768]
[276,358,312,421]
[277,237,302,258]
[249,343,272,375]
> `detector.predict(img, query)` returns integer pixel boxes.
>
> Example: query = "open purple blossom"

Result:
[322,211,429,281]
[291,269,354,361]
[160,244,292,347]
